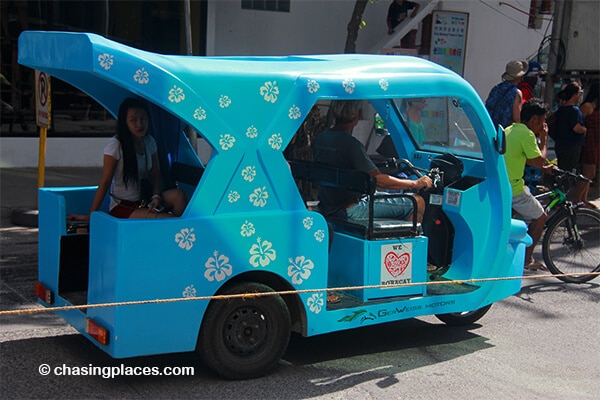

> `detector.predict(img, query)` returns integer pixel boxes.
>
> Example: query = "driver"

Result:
[312,100,432,222]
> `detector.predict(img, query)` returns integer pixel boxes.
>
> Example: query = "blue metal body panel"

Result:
[19,31,529,359]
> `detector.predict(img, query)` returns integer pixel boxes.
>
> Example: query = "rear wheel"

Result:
[542,208,600,283]
[435,304,492,326]
[197,282,291,380]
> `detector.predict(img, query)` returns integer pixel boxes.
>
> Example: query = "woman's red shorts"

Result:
[109,200,142,218]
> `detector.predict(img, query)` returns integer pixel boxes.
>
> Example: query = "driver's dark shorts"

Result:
[346,194,413,220]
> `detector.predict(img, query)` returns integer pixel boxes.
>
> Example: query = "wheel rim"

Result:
[543,210,600,282]
[223,306,268,356]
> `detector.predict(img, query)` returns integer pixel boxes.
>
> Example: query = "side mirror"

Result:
[494,125,506,154]
[374,113,389,136]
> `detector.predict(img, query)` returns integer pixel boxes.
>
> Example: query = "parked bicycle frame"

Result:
[535,168,600,283]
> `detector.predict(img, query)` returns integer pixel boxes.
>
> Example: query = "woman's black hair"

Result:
[116,97,149,188]
[556,81,581,102]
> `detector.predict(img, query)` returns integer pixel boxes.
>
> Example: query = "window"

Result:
[395,97,483,158]
[241,0,290,12]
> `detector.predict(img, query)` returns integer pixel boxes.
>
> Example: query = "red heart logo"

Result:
[384,252,410,278]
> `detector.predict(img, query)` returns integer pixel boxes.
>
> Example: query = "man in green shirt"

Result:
[504,98,555,271]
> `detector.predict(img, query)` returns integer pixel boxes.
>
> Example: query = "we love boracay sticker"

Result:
[381,242,412,287]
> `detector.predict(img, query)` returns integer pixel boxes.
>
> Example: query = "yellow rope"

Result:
[1,271,598,316]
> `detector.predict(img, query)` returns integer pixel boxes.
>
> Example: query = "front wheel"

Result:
[542,208,600,283]
[435,304,492,326]
[197,282,291,380]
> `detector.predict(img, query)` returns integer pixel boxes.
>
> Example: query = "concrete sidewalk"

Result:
[0,167,103,227]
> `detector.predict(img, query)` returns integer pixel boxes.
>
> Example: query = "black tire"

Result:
[542,208,600,283]
[435,304,492,326]
[197,282,291,380]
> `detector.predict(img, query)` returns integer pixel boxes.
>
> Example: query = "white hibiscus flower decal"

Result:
[219,95,232,108]
[260,81,279,103]
[314,229,325,243]
[182,285,196,298]
[98,53,114,70]
[133,68,149,84]
[168,85,185,103]
[342,78,355,94]
[379,78,389,91]
[204,250,233,282]
[307,79,320,94]
[268,133,283,150]
[193,107,207,120]
[287,256,314,285]
[307,293,325,314]
[249,186,269,207]
[246,125,259,139]
[242,166,257,182]
[249,237,277,267]
[219,133,236,150]
[175,228,196,251]
[240,221,255,237]
[303,217,313,230]
[288,105,301,120]
[228,190,240,203]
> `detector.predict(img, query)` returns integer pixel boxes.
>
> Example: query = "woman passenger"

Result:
[69,97,187,220]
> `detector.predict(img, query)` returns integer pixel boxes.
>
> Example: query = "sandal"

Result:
[327,293,341,304]
[524,261,548,272]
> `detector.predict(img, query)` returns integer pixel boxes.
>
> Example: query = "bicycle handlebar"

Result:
[552,167,592,183]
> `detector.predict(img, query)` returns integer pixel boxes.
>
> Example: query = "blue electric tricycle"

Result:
[19,31,530,379]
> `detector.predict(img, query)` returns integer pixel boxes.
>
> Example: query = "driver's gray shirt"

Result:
[312,129,378,214]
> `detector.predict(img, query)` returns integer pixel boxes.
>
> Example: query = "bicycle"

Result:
[534,168,600,283]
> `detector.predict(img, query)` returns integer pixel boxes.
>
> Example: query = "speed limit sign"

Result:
[35,70,51,128]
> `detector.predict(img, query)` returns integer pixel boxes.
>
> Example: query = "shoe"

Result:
[524,261,548,272]
[327,293,340,304]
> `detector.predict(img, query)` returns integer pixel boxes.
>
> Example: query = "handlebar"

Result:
[381,157,442,191]
[382,158,429,177]
[552,167,592,183]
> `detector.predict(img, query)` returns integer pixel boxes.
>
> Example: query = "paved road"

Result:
[1,223,599,399]
[1,168,599,399]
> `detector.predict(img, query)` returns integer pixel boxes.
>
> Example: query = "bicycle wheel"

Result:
[542,208,600,283]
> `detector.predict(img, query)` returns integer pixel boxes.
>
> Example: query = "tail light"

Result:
[85,318,110,346]
[35,281,54,305]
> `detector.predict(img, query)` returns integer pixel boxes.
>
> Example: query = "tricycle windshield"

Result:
[394,97,483,158]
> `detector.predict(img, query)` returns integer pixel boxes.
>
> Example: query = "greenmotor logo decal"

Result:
[338,300,456,325]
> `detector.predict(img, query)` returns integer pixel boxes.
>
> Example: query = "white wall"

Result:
[0,138,106,168]
[210,1,348,56]
[209,0,552,99]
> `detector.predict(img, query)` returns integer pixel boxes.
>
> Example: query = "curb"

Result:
[11,208,39,227]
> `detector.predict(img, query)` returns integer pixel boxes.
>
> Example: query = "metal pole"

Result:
[184,0,192,56]
[105,0,109,36]
[544,1,564,107]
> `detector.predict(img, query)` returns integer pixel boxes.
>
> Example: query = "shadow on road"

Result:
[1,316,492,399]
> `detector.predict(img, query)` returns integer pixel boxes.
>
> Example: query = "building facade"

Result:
[2,0,597,167]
